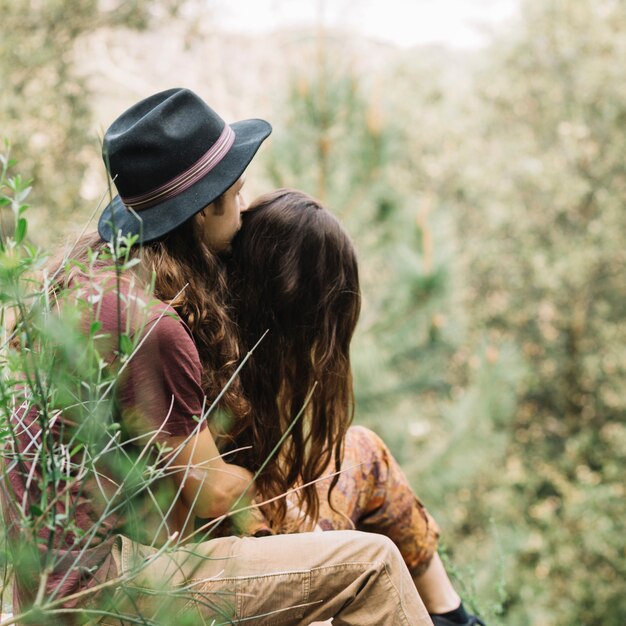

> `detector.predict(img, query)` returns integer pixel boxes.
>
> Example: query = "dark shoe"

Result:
[431,614,486,626]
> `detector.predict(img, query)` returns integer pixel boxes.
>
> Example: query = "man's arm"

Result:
[167,427,255,519]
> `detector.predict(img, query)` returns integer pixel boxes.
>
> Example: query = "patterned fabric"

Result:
[213,425,441,578]
[315,426,441,577]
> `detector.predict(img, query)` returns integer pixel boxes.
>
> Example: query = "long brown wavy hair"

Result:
[226,189,361,528]
[48,216,248,419]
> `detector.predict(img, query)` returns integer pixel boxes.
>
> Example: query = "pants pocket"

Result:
[180,568,311,626]
[235,569,311,625]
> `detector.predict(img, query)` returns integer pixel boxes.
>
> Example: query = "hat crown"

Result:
[103,88,226,200]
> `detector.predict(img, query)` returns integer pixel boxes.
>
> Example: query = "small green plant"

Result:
[0,150,229,624]
[438,516,509,625]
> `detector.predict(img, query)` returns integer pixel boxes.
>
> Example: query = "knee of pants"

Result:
[351,530,405,569]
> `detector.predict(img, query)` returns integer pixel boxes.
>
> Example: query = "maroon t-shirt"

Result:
[1,273,206,620]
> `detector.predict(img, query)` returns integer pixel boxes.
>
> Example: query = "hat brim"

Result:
[98,118,272,244]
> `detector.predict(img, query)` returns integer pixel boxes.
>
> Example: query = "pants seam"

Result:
[380,561,412,626]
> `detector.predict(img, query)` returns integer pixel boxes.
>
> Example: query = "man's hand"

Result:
[167,427,257,519]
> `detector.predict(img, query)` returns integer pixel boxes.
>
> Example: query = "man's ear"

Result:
[192,209,206,231]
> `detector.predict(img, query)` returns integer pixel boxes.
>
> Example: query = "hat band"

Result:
[120,125,236,211]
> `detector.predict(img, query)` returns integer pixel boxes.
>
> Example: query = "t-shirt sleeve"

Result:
[119,310,207,442]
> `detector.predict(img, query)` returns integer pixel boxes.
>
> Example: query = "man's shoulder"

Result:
[68,270,187,339]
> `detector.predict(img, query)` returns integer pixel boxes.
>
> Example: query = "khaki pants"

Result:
[99,530,432,626]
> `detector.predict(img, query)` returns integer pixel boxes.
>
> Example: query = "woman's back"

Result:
[227,188,361,527]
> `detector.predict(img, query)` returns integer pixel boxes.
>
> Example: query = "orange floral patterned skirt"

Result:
[314,425,440,577]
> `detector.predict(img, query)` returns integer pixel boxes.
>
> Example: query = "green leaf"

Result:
[29,504,43,517]
[15,217,27,243]
[70,443,85,456]
[120,333,133,355]
[15,186,31,205]
[69,259,87,272]
[122,258,141,270]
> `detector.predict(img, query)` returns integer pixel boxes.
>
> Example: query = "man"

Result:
[3,88,433,625]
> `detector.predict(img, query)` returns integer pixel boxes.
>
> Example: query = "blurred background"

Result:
[2,0,625,623]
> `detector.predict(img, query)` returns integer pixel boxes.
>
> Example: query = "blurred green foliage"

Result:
[265,1,626,624]
[445,1,626,623]
[0,0,182,231]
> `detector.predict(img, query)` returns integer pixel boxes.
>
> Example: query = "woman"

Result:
[227,188,485,626]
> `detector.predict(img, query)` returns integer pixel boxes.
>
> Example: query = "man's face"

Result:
[199,175,247,252]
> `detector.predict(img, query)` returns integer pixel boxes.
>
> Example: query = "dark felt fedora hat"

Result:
[98,88,272,243]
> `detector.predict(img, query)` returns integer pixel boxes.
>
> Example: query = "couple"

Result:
[3,89,482,626]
